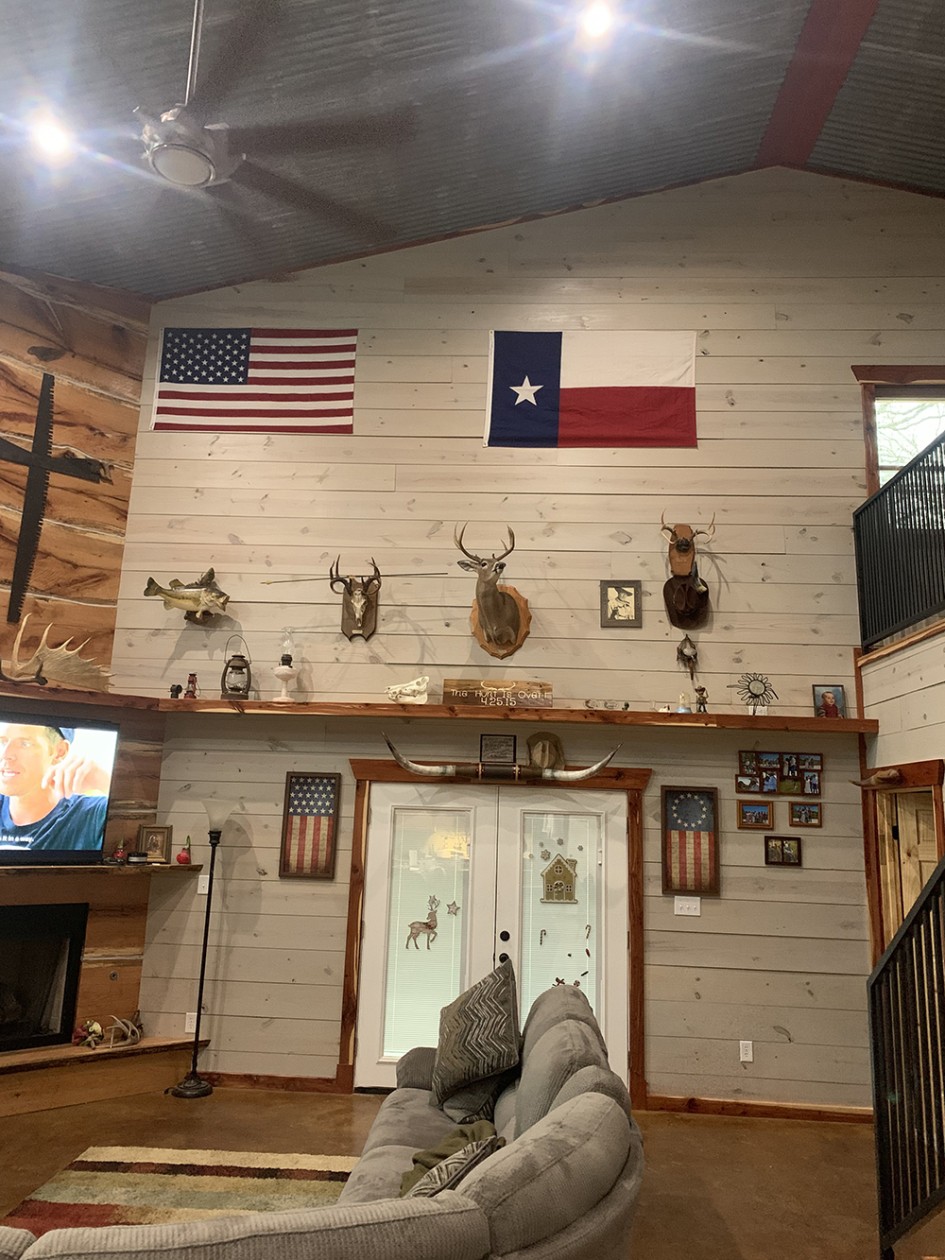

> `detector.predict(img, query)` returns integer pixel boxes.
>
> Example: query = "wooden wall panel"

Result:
[109,167,945,1104]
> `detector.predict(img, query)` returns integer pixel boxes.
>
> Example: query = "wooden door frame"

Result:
[338,760,652,1107]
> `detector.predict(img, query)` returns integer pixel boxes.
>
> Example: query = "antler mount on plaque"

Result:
[454,524,531,659]
[660,512,715,630]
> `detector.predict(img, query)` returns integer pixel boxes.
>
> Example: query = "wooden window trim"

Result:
[851,366,945,497]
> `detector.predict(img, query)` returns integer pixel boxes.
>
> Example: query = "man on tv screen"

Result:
[0,724,110,851]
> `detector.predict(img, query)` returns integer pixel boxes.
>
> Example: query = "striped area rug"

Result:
[2,1146,357,1236]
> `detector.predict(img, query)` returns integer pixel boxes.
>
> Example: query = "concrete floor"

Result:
[1,1090,943,1259]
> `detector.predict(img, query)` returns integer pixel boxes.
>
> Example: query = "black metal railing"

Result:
[869,854,945,1257]
[854,432,945,648]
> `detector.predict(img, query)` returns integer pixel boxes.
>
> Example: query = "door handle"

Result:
[499,930,510,942]
[498,952,510,963]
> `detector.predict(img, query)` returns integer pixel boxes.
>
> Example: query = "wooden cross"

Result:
[0,372,109,623]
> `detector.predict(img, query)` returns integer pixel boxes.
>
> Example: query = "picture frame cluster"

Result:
[736,750,823,797]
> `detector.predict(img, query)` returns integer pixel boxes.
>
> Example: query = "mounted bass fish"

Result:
[144,569,230,624]
[384,735,619,783]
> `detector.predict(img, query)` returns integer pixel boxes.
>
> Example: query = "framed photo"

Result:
[765,835,803,867]
[738,801,773,830]
[600,580,642,629]
[661,786,720,896]
[790,801,822,828]
[137,824,172,863]
[812,684,847,719]
[280,772,341,879]
[480,733,517,765]
[802,769,822,796]
[736,750,824,796]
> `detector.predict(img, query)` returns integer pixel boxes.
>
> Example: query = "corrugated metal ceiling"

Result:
[0,0,939,299]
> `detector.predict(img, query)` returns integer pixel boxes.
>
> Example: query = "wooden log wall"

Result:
[0,269,149,666]
[111,166,945,1106]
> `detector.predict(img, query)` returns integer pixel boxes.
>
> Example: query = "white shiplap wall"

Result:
[861,635,945,766]
[121,167,945,1106]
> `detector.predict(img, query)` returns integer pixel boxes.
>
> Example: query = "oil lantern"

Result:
[221,635,252,699]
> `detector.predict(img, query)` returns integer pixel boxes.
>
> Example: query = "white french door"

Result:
[354,782,629,1088]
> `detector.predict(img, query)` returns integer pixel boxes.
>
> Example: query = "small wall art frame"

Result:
[812,683,847,718]
[790,801,822,828]
[280,772,341,879]
[661,786,720,896]
[137,824,173,863]
[480,733,517,765]
[737,801,773,830]
[736,750,823,796]
[600,580,643,629]
[765,835,802,867]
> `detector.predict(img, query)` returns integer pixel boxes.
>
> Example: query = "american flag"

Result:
[151,327,357,433]
[664,790,718,894]
[282,774,339,878]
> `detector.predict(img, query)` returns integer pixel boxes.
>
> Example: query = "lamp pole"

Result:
[167,824,221,1098]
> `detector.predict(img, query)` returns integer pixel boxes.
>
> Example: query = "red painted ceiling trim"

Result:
[756,0,881,166]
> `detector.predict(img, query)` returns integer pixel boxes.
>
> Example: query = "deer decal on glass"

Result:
[454,524,531,659]
[406,895,440,950]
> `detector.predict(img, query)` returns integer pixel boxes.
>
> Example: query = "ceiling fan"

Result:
[129,0,409,237]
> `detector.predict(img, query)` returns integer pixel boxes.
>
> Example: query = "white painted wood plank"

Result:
[647,1000,867,1047]
[644,1072,870,1108]
[645,930,871,974]
[645,896,868,940]
[646,1034,871,1085]
[644,964,868,1011]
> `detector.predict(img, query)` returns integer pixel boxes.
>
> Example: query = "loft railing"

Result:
[854,432,945,648]
[868,854,945,1258]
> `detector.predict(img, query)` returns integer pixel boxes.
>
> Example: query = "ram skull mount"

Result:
[329,557,382,640]
[660,513,715,630]
[454,524,531,659]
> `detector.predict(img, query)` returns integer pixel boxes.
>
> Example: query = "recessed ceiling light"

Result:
[29,115,73,162]
[580,1,614,38]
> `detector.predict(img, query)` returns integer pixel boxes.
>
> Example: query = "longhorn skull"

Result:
[384,735,619,782]
[329,558,382,640]
[660,513,715,630]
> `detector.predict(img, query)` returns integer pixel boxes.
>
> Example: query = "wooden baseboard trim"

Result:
[203,1071,344,1093]
[644,1093,873,1124]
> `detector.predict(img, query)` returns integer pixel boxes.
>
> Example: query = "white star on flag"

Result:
[510,376,543,405]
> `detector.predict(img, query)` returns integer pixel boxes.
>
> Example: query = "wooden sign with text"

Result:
[443,678,553,708]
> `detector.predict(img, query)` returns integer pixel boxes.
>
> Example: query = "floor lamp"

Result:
[168,799,231,1099]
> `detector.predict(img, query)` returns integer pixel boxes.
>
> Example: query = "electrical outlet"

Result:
[674,896,701,916]
[739,1040,753,1063]
[197,871,210,895]
[185,1011,197,1034]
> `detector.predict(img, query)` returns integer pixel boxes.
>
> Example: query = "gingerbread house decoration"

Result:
[541,855,578,903]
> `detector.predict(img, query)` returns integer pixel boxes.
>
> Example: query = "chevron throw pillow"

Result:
[404,1135,505,1198]
[431,960,521,1108]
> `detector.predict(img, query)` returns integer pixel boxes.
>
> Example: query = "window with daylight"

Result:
[853,368,945,496]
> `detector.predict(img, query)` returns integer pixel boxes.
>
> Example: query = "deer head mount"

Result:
[329,557,382,640]
[660,513,715,630]
[454,524,531,659]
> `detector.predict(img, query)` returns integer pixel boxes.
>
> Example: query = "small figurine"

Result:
[111,844,128,864]
[169,683,184,699]
[676,692,692,713]
[184,673,198,699]
[176,835,192,865]
[72,1018,104,1048]
[694,686,708,713]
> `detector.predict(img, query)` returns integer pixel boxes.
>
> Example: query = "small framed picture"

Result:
[738,750,757,775]
[137,824,173,863]
[812,684,846,718]
[798,753,823,772]
[735,774,762,794]
[790,801,822,828]
[802,770,822,796]
[765,835,802,866]
[480,733,517,765]
[280,772,341,879]
[600,580,643,629]
[738,801,773,830]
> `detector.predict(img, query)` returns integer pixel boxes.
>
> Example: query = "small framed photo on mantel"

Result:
[480,733,517,765]
[600,581,642,629]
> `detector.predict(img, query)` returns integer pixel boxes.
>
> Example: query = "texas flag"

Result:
[485,330,696,448]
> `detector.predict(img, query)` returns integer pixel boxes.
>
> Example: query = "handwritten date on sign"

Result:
[442,679,553,708]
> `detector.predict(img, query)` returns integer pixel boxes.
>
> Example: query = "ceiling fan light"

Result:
[148,143,215,187]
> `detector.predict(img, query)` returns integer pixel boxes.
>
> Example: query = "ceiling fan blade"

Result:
[228,106,415,155]
[189,0,280,118]
[232,159,395,241]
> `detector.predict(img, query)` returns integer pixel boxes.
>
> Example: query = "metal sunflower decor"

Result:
[734,672,778,711]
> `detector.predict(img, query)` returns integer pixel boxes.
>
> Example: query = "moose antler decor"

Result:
[454,524,531,659]
[329,557,382,640]
[660,513,715,630]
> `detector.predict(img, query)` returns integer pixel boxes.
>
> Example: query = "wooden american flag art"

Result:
[660,786,720,896]
[279,772,341,879]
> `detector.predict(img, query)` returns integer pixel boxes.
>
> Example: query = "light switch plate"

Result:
[184,1011,197,1034]
[197,872,210,895]
[674,896,701,916]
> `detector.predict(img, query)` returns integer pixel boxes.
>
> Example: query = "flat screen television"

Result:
[0,712,119,866]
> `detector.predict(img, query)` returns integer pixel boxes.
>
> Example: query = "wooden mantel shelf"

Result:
[0,683,878,734]
[0,864,202,878]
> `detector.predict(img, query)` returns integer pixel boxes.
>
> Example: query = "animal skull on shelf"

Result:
[329,557,382,640]
[454,524,531,659]
[660,513,715,630]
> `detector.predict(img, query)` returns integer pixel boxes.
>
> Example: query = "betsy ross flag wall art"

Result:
[661,786,720,896]
[151,327,357,433]
[279,772,341,879]
[485,329,696,448]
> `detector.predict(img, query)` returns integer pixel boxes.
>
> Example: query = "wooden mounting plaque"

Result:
[443,678,553,708]
[468,585,531,659]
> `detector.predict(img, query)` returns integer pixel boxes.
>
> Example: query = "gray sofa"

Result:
[0,985,643,1260]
